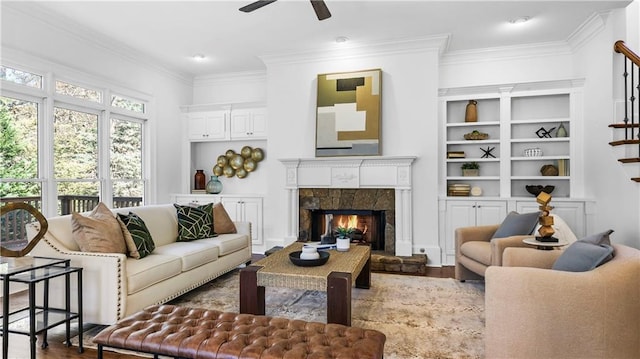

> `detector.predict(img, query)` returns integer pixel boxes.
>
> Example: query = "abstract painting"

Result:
[315,69,381,157]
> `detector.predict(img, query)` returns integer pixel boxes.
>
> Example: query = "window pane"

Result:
[112,181,143,208]
[111,95,145,113]
[55,80,102,103]
[0,65,42,88]
[54,107,98,179]
[110,118,142,179]
[57,181,99,215]
[0,97,38,186]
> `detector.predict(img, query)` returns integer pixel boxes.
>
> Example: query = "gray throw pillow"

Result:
[552,230,615,272]
[492,211,540,239]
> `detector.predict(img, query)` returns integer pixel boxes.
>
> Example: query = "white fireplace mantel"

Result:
[279,156,416,256]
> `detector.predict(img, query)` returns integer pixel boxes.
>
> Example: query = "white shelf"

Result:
[446,140,500,145]
[510,176,570,180]
[510,117,570,125]
[510,138,569,143]
[511,156,570,161]
[446,158,500,163]
[446,121,500,127]
[447,176,501,180]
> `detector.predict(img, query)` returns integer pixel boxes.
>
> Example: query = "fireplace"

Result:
[279,156,416,256]
[310,209,386,250]
[298,188,395,254]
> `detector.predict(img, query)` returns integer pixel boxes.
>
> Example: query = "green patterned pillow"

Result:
[174,203,216,241]
[117,212,155,259]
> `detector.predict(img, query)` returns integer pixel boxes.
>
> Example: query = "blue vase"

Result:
[206,176,223,194]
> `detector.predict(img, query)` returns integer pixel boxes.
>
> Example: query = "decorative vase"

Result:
[336,237,351,252]
[462,169,479,177]
[205,175,223,194]
[194,170,206,190]
[465,100,478,122]
[300,246,320,260]
[556,123,568,137]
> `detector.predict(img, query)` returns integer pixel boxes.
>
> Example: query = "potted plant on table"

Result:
[461,162,480,177]
[335,226,354,252]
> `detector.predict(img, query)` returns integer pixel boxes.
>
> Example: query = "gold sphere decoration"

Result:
[212,165,223,176]
[230,154,244,170]
[236,168,248,179]
[223,165,235,178]
[241,146,253,158]
[251,148,264,162]
[216,155,227,167]
[225,149,236,159]
[244,158,257,172]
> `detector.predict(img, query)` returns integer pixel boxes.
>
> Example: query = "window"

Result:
[0,95,42,209]
[0,65,42,89]
[1,64,150,217]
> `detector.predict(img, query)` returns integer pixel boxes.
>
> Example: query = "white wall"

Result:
[260,46,441,257]
[1,4,193,204]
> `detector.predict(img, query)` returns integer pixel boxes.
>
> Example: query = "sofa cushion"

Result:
[71,202,127,254]
[199,233,248,256]
[492,211,539,239]
[174,203,216,241]
[117,212,155,259]
[126,253,183,294]
[552,230,615,272]
[213,203,237,234]
[460,241,492,266]
[153,241,219,271]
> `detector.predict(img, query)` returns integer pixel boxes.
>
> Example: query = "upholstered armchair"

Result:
[485,244,640,359]
[455,213,576,281]
[454,224,534,281]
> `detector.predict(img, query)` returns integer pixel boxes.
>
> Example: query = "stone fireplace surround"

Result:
[279,156,416,257]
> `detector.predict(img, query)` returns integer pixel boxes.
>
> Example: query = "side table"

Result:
[1,256,83,359]
[523,237,568,250]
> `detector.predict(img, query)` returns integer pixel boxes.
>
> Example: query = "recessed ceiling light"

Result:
[335,36,349,44]
[192,54,206,61]
[509,16,531,25]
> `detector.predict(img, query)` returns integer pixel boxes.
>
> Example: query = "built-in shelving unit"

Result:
[437,80,594,265]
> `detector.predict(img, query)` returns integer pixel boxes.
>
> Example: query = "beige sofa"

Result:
[29,204,252,325]
[485,244,640,359]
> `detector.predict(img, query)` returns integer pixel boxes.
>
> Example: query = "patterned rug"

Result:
[76,270,485,359]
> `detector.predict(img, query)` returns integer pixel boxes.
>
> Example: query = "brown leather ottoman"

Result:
[93,304,386,359]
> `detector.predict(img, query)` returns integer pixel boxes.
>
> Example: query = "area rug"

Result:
[75,270,485,359]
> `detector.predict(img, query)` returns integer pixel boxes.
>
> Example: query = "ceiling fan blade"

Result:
[239,0,277,13]
[310,0,331,20]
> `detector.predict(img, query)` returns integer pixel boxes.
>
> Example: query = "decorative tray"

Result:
[464,130,489,140]
[289,251,330,267]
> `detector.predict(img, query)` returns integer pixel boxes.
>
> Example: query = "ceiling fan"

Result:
[239,0,332,21]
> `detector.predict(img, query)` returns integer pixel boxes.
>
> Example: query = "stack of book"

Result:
[448,183,471,196]
[557,159,569,176]
[191,189,208,194]
[447,151,466,159]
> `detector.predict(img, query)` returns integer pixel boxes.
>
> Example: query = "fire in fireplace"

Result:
[310,209,385,250]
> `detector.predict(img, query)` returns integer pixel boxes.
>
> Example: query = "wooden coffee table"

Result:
[239,242,371,326]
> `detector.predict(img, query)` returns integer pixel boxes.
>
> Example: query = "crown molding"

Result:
[441,41,572,66]
[3,2,193,86]
[260,35,449,67]
[567,11,610,52]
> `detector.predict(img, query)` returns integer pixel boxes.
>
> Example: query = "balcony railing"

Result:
[1,195,142,249]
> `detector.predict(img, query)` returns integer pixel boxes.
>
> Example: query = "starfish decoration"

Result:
[480,146,496,158]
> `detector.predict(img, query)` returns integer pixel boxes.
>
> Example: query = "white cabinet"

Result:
[221,196,263,244]
[230,108,267,140]
[187,111,228,141]
[171,194,263,246]
[515,200,586,238]
[442,199,507,265]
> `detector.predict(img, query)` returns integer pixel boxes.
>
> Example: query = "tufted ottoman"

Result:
[93,304,386,359]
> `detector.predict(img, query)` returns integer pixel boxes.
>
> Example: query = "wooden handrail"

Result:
[614,40,640,66]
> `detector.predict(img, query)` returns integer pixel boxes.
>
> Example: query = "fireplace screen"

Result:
[310,209,385,250]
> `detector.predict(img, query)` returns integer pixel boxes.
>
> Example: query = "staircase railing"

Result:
[611,40,640,182]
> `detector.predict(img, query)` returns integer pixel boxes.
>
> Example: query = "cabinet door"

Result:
[516,200,585,238]
[187,111,226,141]
[444,201,477,265]
[475,201,507,226]
[230,108,267,140]
[220,197,263,244]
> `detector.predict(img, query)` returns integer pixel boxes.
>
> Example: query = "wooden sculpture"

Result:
[535,191,558,242]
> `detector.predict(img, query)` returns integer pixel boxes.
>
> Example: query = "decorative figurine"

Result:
[535,191,558,242]
[480,146,496,158]
[536,127,556,138]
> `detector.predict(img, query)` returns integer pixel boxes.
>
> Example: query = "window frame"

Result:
[1,63,152,217]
